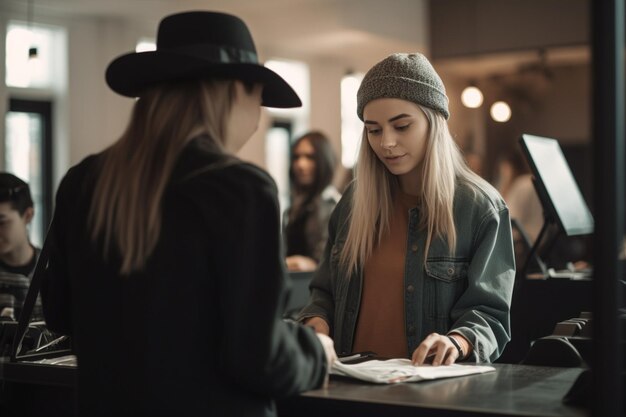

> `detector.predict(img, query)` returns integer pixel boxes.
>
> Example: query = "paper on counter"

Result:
[331,358,495,384]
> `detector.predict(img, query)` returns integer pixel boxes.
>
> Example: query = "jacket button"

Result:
[408,325,415,335]
[411,244,418,252]
[406,284,415,293]
[447,267,455,275]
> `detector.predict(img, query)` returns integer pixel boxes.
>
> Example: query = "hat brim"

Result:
[105,51,301,108]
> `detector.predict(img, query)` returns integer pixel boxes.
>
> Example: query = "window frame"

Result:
[6,97,54,237]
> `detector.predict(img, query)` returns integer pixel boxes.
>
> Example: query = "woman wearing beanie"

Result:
[40,11,335,416]
[298,53,515,365]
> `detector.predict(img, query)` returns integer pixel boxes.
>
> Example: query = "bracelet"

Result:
[447,335,465,360]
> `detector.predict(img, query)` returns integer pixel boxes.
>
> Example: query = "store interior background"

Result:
[3,3,626,413]
[0,0,592,256]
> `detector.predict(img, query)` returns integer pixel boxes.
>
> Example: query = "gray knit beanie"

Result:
[357,52,449,120]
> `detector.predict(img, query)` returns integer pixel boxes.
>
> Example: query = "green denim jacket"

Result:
[297,180,515,363]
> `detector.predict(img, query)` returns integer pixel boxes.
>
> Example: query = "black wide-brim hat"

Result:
[105,11,301,108]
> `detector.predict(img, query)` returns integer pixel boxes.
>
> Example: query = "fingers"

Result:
[431,342,448,366]
[285,256,318,272]
[305,316,330,336]
[411,333,459,366]
[411,343,432,365]
[285,256,301,271]
[444,351,456,365]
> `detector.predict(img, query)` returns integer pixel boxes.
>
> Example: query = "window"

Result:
[4,99,53,247]
[263,59,310,217]
[4,22,61,247]
[4,21,65,246]
[5,22,63,89]
[264,59,310,122]
[135,38,156,52]
[265,121,292,218]
[340,73,364,169]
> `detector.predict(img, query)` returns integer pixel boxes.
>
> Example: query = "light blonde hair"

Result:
[89,78,236,274]
[340,105,493,276]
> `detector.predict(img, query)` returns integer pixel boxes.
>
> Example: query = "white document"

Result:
[331,358,495,384]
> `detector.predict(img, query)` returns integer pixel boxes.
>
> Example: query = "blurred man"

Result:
[0,173,40,321]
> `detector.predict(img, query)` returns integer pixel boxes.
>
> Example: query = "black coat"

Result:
[41,136,326,417]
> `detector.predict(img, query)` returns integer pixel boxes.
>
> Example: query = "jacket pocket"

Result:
[423,258,469,325]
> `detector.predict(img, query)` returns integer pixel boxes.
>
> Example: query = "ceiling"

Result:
[1,0,589,76]
[2,0,429,72]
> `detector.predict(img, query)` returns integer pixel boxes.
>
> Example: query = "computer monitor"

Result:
[519,134,594,237]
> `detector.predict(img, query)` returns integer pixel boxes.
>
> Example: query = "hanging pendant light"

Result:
[461,85,484,108]
[27,0,38,60]
[490,101,512,122]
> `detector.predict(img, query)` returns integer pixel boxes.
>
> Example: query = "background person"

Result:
[284,131,340,272]
[0,173,41,322]
[41,11,335,417]
[493,149,543,245]
[298,53,515,366]
[492,149,544,272]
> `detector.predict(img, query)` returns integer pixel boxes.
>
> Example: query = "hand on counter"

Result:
[411,332,471,366]
[305,316,330,336]
[286,255,318,272]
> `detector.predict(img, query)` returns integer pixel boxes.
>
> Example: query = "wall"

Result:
[430,0,590,183]
[430,0,588,58]
[309,59,344,184]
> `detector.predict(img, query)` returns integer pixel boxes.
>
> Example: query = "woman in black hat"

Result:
[41,11,335,417]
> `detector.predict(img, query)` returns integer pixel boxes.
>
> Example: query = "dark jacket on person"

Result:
[283,186,341,262]
[41,135,326,417]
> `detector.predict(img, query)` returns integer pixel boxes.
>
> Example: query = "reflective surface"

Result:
[279,364,588,417]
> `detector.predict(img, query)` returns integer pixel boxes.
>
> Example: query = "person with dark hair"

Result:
[284,131,341,271]
[0,173,41,322]
[40,11,335,417]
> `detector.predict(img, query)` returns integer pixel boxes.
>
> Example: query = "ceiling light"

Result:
[461,86,483,108]
[490,101,511,122]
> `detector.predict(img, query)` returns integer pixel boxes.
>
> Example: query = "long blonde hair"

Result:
[340,105,491,276]
[89,78,236,274]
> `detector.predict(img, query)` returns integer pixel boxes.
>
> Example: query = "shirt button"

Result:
[406,284,415,293]
[447,267,455,275]
[408,325,415,335]
[411,244,418,252]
